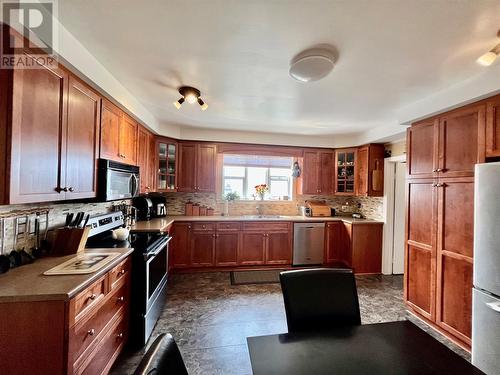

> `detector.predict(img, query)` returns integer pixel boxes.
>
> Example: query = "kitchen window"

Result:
[222,154,293,200]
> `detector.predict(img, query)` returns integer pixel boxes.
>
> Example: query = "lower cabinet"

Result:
[171,221,292,268]
[190,231,216,267]
[324,221,382,274]
[0,256,131,375]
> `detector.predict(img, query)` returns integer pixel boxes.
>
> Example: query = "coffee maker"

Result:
[132,196,154,221]
[148,193,167,218]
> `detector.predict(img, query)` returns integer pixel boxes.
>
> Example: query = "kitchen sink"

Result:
[242,215,286,219]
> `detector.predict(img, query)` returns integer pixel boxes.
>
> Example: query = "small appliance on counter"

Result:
[147,193,168,218]
[305,201,331,217]
[132,196,154,221]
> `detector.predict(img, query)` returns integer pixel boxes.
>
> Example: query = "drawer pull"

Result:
[117,296,125,302]
[89,293,97,300]
[118,269,125,276]
[117,333,124,339]
[87,329,95,336]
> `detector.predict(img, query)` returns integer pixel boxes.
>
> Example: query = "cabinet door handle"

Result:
[117,296,125,302]
[432,169,438,172]
[117,333,124,339]
[89,293,97,300]
[68,187,74,192]
[87,329,95,336]
[118,269,125,276]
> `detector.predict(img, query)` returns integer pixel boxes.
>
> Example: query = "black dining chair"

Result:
[133,333,188,375]
[279,268,361,332]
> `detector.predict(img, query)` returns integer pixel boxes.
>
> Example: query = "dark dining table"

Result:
[247,321,483,375]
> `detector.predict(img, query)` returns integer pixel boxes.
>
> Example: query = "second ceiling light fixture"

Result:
[173,86,208,110]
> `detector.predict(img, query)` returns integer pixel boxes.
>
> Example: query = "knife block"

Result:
[51,227,90,256]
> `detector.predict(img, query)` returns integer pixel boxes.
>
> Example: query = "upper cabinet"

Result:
[486,96,500,158]
[296,150,334,195]
[356,144,384,197]
[137,126,156,193]
[334,149,356,195]
[408,105,486,179]
[0,47,101,204]
[65,76,101,200]
[100,99,137,165]
[407,119,439,179]
[157,138,178,192]
[177,143,216,193]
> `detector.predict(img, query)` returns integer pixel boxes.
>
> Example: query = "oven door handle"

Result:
[145,236,172,261]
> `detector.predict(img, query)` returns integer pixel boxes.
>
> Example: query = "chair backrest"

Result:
[279,268,361,332]
[133,333,188,375]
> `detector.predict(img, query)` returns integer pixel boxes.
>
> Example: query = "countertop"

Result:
[130,215,383,233]
[0,248,133,303]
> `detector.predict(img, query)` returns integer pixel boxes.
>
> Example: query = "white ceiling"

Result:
[57,0,500,139]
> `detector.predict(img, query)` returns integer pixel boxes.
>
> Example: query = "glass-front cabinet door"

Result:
[157,139,177,191]
[335,149,356,195]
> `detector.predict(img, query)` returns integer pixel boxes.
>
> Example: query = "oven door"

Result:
[106,168,139,200]
[145,236,171,312]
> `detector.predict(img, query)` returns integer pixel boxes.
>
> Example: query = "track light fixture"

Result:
[477,30,500,67]
[173,86,208,110]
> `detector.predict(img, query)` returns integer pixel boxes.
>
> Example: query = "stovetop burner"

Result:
[85,230,168,254]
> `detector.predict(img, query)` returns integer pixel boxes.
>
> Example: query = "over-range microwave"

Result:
[98,159,140,201]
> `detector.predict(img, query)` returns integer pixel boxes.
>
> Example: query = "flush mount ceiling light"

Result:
[477,30,500,67]
[173,86,208,110]
[289,47,336,82]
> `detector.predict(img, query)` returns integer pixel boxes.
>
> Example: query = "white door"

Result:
[392,162,406,274]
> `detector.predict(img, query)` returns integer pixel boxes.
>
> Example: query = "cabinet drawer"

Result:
[75,310,128,375]
[70,280,129,363]
[108,257,131,291]
[243,222,290,232]
[191,222,215,231]
[216,222,241,231]
[71,276,107,324]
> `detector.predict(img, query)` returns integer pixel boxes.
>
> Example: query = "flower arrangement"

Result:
[255,184,268,200]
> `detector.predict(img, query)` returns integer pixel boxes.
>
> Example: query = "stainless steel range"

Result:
[85,212,171,349]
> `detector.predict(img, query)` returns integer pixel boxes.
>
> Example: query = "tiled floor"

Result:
[111,272,469,374]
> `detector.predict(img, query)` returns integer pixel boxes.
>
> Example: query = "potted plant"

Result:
[223,191,240,216]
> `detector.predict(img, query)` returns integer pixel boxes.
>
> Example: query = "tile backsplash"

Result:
[0,200,128,254]
[165,193,384,221]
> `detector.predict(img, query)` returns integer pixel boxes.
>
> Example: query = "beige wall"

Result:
[384,139,406,157]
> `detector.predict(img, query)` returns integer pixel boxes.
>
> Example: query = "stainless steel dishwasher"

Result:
[293,222,325,265]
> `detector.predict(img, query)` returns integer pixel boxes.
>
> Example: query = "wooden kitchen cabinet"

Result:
[190,231,216,267]
[335,149,357,195]
[407,119,439,179]
[405,179,437,321]
[240,222,292,266]
[178,143,216,192]
[157,138,178,191]
[66,76,101,200]
[137,126,155,193]
[0,42,101,203]
[435,178,474,345]
[324,221,348,265]
[100,99,138,165]
[215,232,239,266]
[356,144,385,196]
[407,105,486,180]
[438,105,485,178]
[172,223,191,268]
[405,97,484,349]
[266,231,292,264]
[297,150,334,195]
[239,232,266,265]
[486,95,500,157]
[0,255,131,375]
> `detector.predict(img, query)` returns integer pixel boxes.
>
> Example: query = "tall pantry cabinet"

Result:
[405,102,486,348]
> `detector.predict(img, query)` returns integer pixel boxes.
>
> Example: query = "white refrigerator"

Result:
[472,162,500,375]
